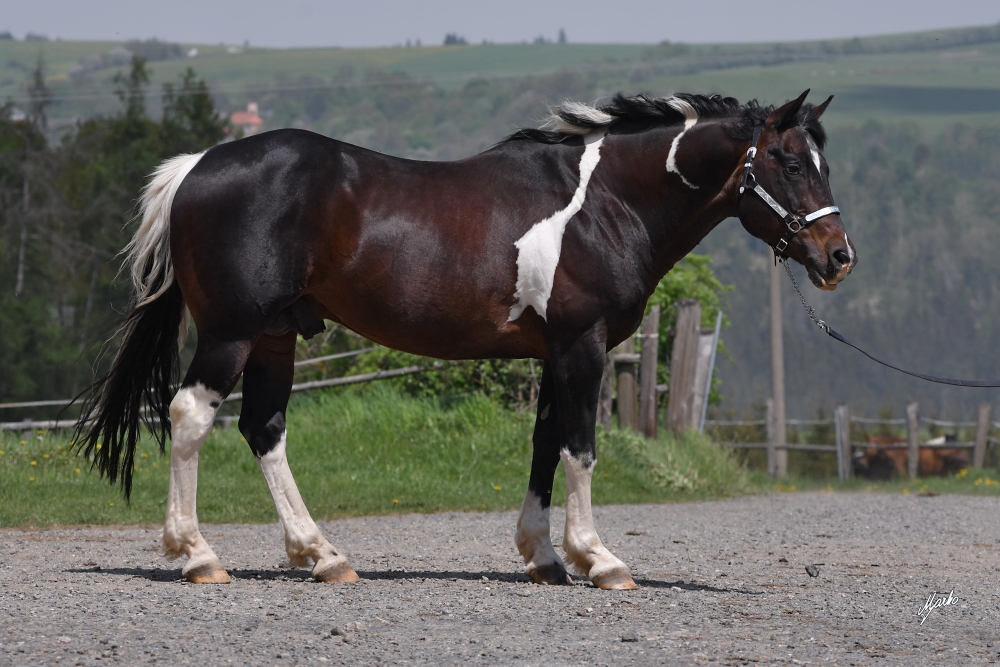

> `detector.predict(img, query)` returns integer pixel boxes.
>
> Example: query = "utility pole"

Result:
[14,172,28,298]
[769,259,787,477]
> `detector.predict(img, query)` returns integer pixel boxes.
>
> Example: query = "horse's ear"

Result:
[813,95,834,119]
[766,89,810,131]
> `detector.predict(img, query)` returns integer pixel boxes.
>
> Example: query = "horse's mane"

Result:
[504,92,827,150]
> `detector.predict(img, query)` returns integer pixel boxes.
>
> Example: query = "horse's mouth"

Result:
[807,263,848,291]
[806,260,854,292]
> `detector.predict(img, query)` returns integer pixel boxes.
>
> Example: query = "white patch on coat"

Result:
[664,98,700,189]
[125,152,205,308]
[508,131,606,322]
[258,432,348,571]
[845,232,855,264]
[162,384,224,574]
[805,134,822,174]
[560,450,630,579]
[515,492,565,576]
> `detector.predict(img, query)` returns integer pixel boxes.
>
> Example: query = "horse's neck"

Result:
[601,124,741,285]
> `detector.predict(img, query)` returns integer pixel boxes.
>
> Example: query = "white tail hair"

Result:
[123,152,204,309]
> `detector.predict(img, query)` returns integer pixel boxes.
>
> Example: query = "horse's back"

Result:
[169,129,553,357]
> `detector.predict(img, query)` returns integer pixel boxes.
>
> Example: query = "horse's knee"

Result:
[239,411,286,458]
[169,384,222,454]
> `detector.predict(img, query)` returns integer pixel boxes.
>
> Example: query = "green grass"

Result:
[0,386,757,527]
[768,469,1000,497]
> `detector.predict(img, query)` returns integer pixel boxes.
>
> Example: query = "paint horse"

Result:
[77,89,855,589]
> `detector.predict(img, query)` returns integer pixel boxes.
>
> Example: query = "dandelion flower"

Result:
[29,477,35,482]
[493,485,502,491]
[30,461,37,466]
[43,454,49,459]
[393,499,399,504]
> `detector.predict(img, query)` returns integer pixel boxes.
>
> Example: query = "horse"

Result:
[76,89,855,589]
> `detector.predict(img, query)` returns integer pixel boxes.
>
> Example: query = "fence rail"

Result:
[0,348,444,433]
[705,415,983,428]
[709,400,996,483]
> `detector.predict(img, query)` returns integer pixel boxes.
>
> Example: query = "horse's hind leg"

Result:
[516,362,572,585]
[552,325,637,590]
[164,338,251,584]
[239,332,359,583]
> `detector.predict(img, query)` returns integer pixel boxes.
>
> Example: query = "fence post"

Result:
[766,398,777,480]
[616,337,639,431]
[666,299,701,434]
[974,403,992,469]
[638,306,660,439]
[836,404,852,482]
[906,401,920,480]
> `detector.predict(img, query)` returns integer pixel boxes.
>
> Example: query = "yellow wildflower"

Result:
[28,477,35,482]
[30,460,37,466]
[493,485,502,491]
[74,468,81,474]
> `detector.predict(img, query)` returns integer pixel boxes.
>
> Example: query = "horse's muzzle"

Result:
[808,243,855,291]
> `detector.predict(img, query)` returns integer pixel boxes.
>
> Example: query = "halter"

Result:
[739,122,1000,387]
[737,122,840,258]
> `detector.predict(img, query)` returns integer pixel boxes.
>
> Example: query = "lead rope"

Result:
[780,259,1000,388]
[783,259,828,333]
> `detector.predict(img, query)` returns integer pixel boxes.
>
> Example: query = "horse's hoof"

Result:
[185,561,231,584]
[314,560,360,583]
[528,562,573,585]
[591,569,637,590]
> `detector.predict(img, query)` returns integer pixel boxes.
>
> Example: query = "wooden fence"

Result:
[705,402,999,482]
[0,347,445,435]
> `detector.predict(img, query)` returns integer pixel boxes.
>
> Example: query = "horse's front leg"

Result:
[552,325,637,590]
[240,333,359,583]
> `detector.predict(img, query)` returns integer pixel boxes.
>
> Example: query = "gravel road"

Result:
[2,492,999,665]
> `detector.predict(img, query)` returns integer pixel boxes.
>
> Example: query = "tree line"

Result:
[0,57,228,403]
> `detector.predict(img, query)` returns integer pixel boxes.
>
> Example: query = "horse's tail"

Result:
[74,152,204,499]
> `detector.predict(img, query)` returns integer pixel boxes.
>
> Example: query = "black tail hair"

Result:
[73,282,184,499]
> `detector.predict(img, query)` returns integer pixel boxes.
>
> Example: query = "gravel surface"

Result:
[2,492,999,665]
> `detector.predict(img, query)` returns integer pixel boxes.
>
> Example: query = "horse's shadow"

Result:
[64,565,761,593]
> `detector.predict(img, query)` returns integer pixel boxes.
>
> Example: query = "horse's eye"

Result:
[785,164,801,176]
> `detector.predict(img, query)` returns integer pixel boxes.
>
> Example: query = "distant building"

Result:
[231,102,263,136]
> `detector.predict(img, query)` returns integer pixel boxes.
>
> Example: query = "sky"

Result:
[4,0,999,48]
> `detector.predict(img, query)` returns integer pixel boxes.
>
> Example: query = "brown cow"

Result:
[853,435,969,480]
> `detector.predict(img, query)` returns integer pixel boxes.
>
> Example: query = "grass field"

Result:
[0,386,757,527]
[3,386,998,529]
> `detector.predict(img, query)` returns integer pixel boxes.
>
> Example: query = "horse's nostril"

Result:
[832,248,851,268]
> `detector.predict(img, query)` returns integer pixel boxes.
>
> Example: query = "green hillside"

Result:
[3,24,1000,131]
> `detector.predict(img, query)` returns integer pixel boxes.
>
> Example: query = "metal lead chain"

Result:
[782,260,829,333]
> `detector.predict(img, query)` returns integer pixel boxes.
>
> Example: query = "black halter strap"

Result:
[737,121,840,258]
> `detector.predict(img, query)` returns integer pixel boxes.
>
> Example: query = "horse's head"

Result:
[736,90,855,290]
